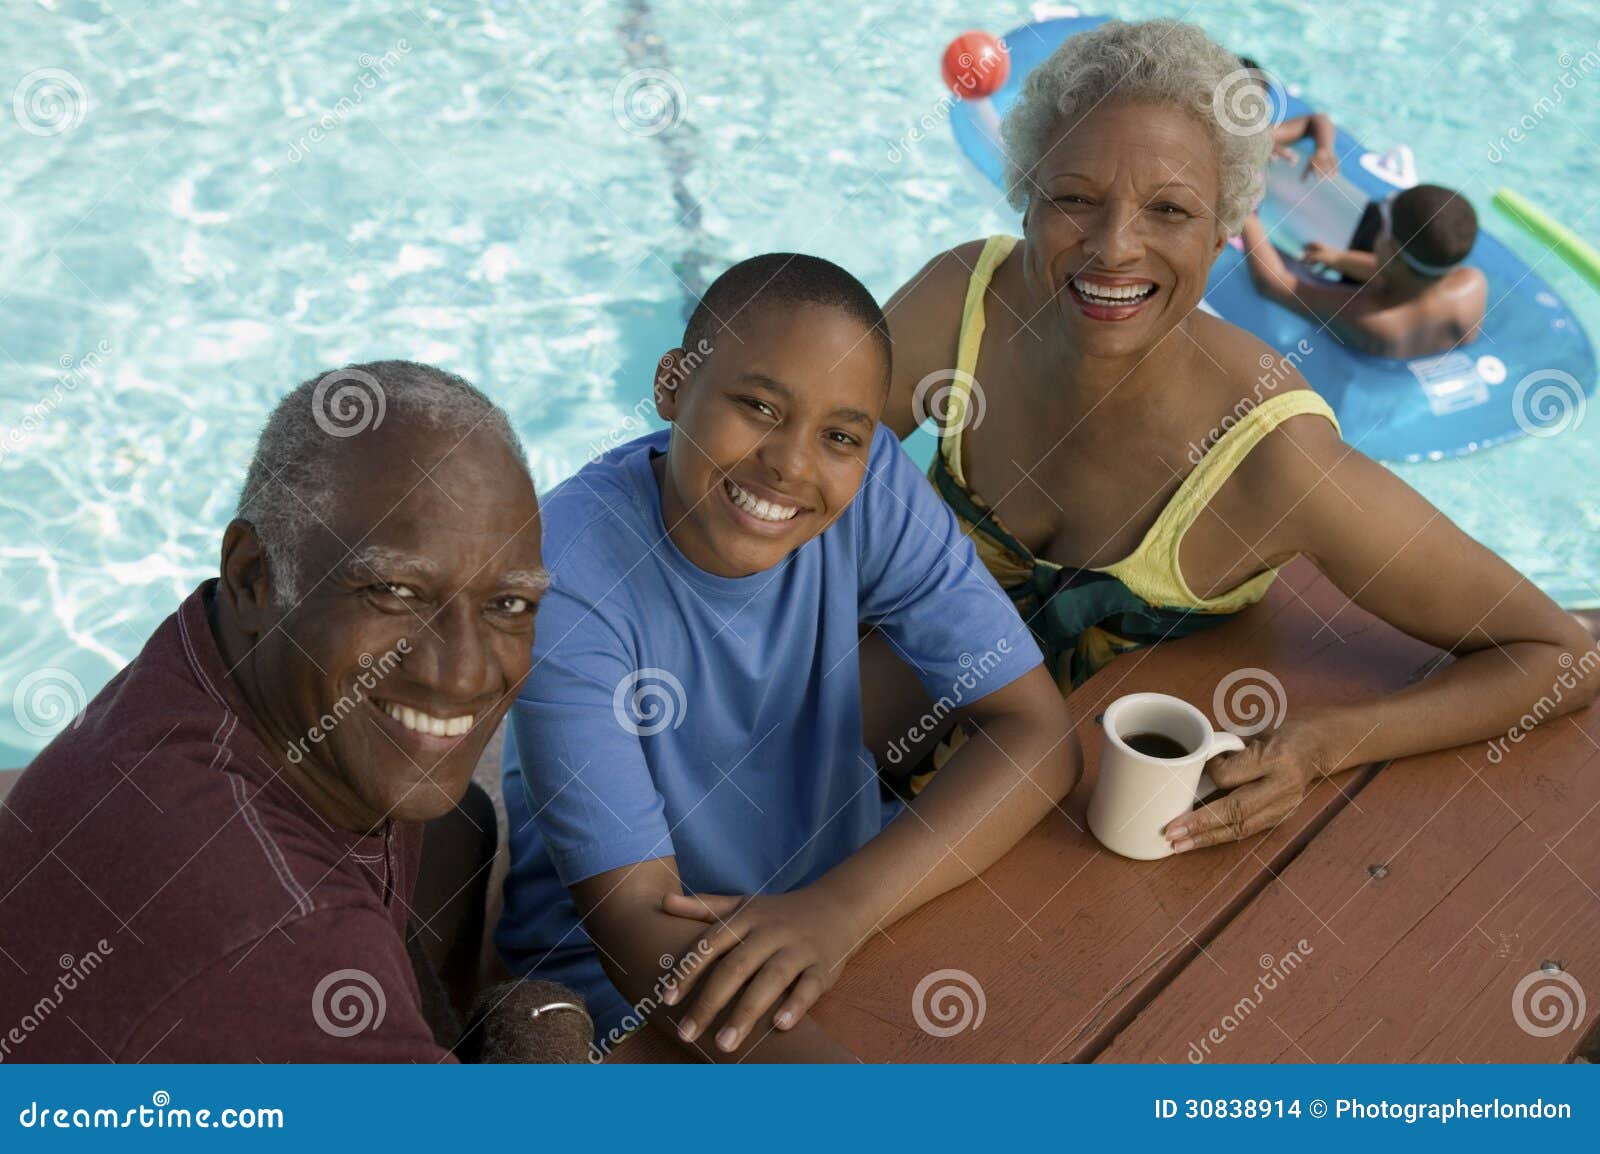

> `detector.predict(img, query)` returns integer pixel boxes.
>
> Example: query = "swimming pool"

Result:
[2,0,1597,765]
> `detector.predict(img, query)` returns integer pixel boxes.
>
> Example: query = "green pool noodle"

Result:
[1493,188,1600,293]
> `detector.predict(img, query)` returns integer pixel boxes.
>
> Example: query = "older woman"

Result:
[874,19,1596,850]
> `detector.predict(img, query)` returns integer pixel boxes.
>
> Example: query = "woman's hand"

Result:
[657,885,865,1052]
[1163,722,1335,851]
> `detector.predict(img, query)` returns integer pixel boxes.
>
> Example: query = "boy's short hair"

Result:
[682,253,892,387]
[1392,185,1478,271]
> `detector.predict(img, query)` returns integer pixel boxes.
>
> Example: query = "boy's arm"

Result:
[1242,216,1403,356]
[1302,241,1380,282]
[662,663,1078,1051]
[571,858,856,1062]
[1272,112,1338,177]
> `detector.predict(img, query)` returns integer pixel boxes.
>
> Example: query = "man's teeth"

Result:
[381,701,474,737]
[724,478,800,523]
[1072,278,1156,304]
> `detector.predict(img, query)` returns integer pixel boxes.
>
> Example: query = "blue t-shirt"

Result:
[498,425,1042,1037]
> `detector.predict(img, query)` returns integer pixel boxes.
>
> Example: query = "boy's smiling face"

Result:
[653,302,888,578]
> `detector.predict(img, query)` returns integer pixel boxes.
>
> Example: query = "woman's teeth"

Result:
[1072,278,1156,304]
[380,701,474,737]
[725,478,800,522]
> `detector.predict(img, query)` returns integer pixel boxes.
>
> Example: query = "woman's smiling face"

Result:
[1023,100,1229,359]
[653,302,887,579]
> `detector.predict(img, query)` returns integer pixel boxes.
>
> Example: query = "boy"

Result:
[498,255,1079,1061]
[1241,184,1487,359]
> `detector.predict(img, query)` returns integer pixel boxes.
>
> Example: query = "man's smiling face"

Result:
[231,420,544,829]
[653,302,888,578]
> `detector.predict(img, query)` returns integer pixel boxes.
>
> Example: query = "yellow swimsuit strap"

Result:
[941,235,1021,489]
[1100,389,1341,610]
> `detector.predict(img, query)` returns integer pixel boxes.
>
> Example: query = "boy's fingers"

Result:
[773,969,826,1031]
[661,891,743,922]
[660,923,745,1005]
[714,951,805,1052]
[679,936,777,1044]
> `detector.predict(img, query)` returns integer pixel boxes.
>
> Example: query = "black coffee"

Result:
[1123,731,1191,759]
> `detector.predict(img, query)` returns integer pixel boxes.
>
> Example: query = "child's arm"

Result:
[661,664,1078,1051]
[1302,240,1379,282]
[572,858,857,1062]
[1273,112,1338,178]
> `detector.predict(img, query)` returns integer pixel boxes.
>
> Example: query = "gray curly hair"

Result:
[236,360,531,606]
[1001,19,1274,235]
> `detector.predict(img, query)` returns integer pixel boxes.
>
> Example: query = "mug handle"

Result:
[1195,730,1246,801]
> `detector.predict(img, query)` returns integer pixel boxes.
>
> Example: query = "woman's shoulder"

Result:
[882,239,996,437]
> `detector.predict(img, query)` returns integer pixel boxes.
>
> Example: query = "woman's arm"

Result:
[1165,410,1598,850]
[881,242,986,439]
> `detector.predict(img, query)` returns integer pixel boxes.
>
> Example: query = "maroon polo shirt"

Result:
[0,581,452,1062]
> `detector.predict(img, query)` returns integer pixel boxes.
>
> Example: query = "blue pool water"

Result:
[2,0,1598,765]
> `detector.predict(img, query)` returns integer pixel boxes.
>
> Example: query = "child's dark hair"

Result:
[682,253,892,386]
[1392,185,1478,271]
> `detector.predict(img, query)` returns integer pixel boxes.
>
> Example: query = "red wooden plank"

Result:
[606,561,1441,1062]
[1099,684,1600,1063]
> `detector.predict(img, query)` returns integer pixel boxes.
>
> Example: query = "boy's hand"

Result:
[1305,147,1339,180]
[1302,240,1339,266]
[657,885,865,1052]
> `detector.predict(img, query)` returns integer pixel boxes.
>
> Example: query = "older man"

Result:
[0,361,582,1061]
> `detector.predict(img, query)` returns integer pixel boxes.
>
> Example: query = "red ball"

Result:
[941,31,1009,99]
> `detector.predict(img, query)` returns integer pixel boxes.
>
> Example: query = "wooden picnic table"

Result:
[606,559,1600,1064]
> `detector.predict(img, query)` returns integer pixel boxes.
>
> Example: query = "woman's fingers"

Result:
[712,950,807,1052]
[662,890,746,923]
[1168,782,1287,851]
[772,968,827,1031]
[1204,746,1266,790]
[678,933,780,1046]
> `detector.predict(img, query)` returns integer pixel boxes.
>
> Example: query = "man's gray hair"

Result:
[1001,19,1274,235]
[236,360,531,605]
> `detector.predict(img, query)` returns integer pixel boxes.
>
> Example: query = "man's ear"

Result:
[653,348,690,421]
[219,519,277,637]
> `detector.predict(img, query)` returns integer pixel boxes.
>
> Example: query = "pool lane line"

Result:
[618,0,716,316]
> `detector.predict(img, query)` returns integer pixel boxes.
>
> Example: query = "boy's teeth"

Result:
[1073,278,1156,303]
[724,478,800,522]
[381,701,474,737]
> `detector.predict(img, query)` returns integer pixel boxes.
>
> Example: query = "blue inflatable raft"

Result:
[950,12,1597,462]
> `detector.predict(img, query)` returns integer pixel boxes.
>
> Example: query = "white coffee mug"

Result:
[1087,692,1246,861]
